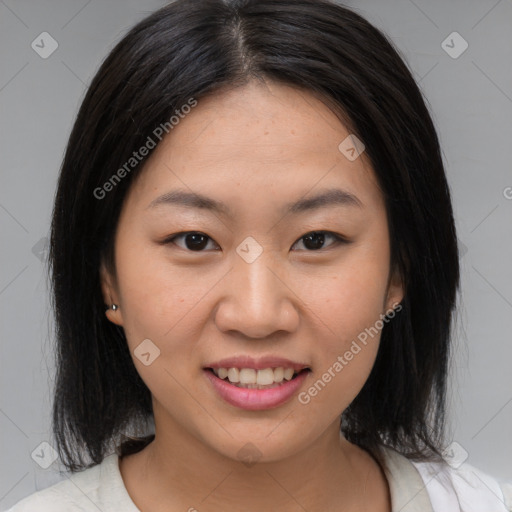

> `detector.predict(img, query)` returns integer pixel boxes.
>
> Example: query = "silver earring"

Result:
[111,304,118,311]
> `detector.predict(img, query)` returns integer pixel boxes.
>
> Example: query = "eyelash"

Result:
[161,230,348,252]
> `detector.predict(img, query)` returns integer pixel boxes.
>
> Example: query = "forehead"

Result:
[124,80,384,216]
[162,81,357,163]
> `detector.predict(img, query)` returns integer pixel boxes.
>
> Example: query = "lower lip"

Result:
[204,369,309,411]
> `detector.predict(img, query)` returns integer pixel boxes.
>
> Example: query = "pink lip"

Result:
[204,355,310,372]
[204,368,310,411]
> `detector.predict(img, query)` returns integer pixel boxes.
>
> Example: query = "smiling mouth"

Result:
[205,367,311,389]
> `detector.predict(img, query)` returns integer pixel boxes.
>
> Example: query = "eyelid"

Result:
[291,231,348,251]
[160,230,349,252]
[160,231,219,250]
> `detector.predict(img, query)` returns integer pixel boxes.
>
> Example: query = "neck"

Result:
[120,411,389,512]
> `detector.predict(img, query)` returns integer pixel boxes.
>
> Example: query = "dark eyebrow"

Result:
[286,188,363,213]
[146,189,233,216]
[146,187,363,216]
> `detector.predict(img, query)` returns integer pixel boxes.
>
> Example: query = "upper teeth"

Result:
[213,367,297,385]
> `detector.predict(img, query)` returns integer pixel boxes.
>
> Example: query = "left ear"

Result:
[384,266,404,313]
[100,260,124,327]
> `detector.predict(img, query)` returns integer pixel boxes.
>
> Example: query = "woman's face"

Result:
[102,80,403,462]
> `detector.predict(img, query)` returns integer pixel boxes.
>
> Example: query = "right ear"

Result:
[100,261,124,327]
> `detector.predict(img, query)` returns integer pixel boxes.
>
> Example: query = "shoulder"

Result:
[5,454,140,512]
[380,444,512,512]
[411,455,512,512]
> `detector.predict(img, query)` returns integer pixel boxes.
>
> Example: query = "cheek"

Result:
[115,238,221,339]
[316,274,385,365]
[113,244,212,399]
[308,242,390,338]
[298,250,390,407]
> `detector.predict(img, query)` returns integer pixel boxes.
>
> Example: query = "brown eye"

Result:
[164,232,219,251]
[292,231,346,251]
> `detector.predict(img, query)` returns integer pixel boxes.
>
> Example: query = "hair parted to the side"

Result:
[49,0,460,472]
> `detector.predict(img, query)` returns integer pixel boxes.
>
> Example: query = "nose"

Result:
[213,252,300,339]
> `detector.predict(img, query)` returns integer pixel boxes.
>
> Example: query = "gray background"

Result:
[1,0,511,509]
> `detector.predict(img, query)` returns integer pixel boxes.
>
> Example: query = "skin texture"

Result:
[101,79,403,511]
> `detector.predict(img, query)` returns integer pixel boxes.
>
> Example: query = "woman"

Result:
[8,0,511,510]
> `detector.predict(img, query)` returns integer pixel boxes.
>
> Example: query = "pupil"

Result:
[304,232,325,250]
[184,232,326,251]
[186,233,208,250]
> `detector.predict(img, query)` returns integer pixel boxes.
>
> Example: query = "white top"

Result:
[6,446,512,511]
